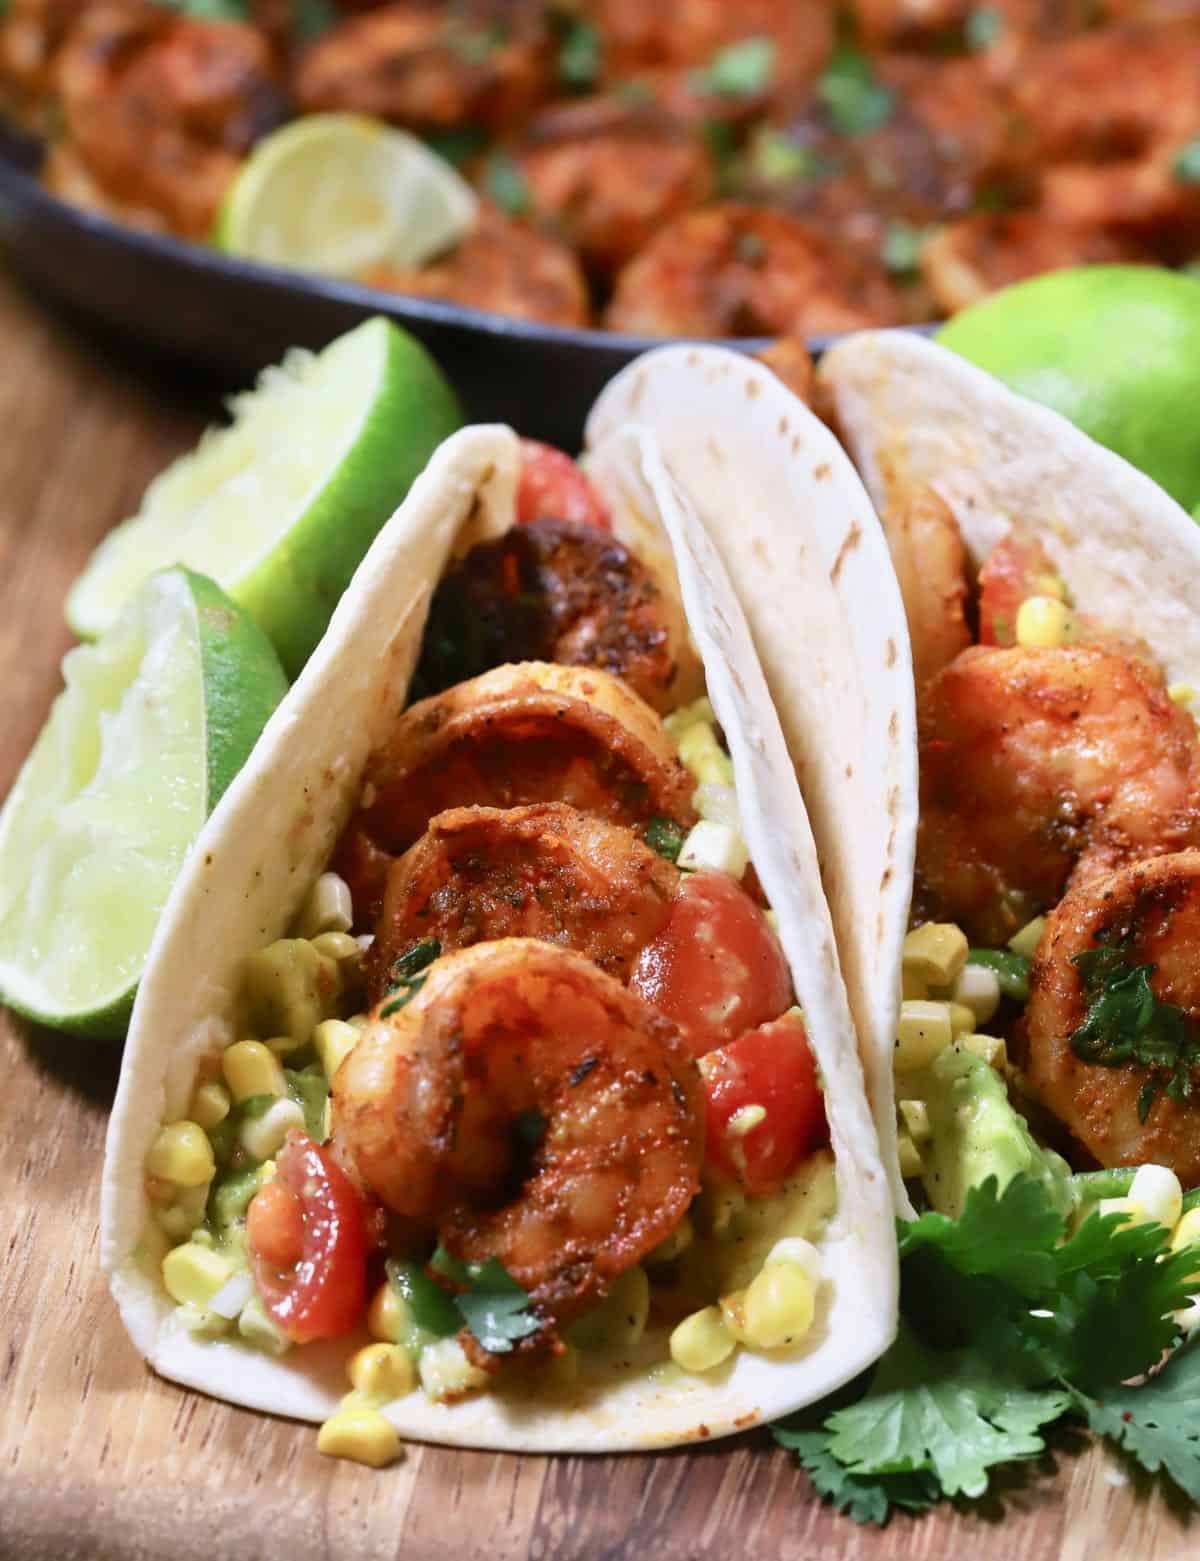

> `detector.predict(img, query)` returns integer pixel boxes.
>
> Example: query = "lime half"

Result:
[213,113,479,276]
[0,568,287,1038]
[66,316,462,676]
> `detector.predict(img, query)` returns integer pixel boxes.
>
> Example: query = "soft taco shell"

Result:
[102,412,896,1451]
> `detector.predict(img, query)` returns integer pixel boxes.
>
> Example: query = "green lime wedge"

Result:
[213,113,479,275]
[66,316,462,676]
[0,567,287,1038]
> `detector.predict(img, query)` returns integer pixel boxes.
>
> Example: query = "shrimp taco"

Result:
[818,328,1200,1223]
[102,373,902,1458]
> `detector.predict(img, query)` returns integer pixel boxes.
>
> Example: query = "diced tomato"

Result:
[703,1013,827,1197]
[248,1131,369,1343]
[630,871,793,1058]
[978,533,1060,647]
[516,438,611,530]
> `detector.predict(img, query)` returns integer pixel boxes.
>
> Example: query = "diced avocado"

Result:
[242,938,341,1047]
[209,1164,267,1232]
[568,1266,650,1356]
[285,1062,330,1141]
[903,1043,1073,1218]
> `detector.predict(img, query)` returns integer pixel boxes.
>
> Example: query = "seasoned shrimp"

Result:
[293,0,553,133]
[369,802,680,1001]
[334,939,704,1345]
[55,5,284,238]
[1020,851,1200,1183]
[878,484,971,698]
[917,643,1200,943]
[414,517,680,710]
[333,662,695,922]
[605,203,901,337]
[364,204,589,327]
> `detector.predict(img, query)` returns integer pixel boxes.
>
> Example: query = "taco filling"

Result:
[133,438,851,1460]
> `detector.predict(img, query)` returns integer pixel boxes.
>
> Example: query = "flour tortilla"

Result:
[102,412,897,1450]
[587,348,919,1215]
[817,330,1200,689]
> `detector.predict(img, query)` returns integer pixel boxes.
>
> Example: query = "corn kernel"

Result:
[146,1122,215,1188]
[178,1304,231,1340]
[348,1343,416,1402]
[899,1099,931,1144]
[317,1408,403,1468]
[367,1280,411,1344]
[719,1290,749,1343]
[962,1033,1008,1069]
[1007,916,1046,958]
[311,931,361,963]
[1099,1196,1139,1227]
[895,1000,954,1070]
[238,1293,291,1356]
[728,1104,766,1139]
[898,1133,924,1179]
[1169,682,1196,709]
[696,782,740,828]
[1171,1208,1200,1254]
[677,819,749,878]
[742,1261,816,1350]
[221,1041,285,1103]
[1016,595,1076,649]
[765,1238,822,1286]
[1031,570,1067,602]
[1175,1298,1200,1334]
[669,1307,735,1373]
[649,1215,693,1265]
[901,967,929,1001]
[240,1097,305,1162]
[314,1019,360,1084]
[902,923,969,986]
[1129,1164,1183,1230]
[953,963,1001,1026]
[294,872,354,939]
[676,723,735,788]
[322,1096,333,1142]
[190,1081,231,1130]
[156,1183,210,1242]
[161,1242,235,1308]
[949,1002,976,1036]
[418,1338,489,1400]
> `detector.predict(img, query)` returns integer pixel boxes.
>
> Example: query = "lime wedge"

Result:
[65,316,462,676]
[0,568,287,1038]
[213,113,479,275]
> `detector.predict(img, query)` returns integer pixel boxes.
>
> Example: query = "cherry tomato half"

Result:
[978,533,1059,647]
[631,870,793,1058]
[516,438,611,530]
[703,1013,827,1197]
[248,1131,369,1343]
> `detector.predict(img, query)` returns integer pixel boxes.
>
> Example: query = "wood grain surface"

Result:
[0,269,1193,1561]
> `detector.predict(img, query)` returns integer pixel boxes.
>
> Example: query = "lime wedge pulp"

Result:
[0,568,287,1038]
[213,113,479,276]
[65,316,462,677]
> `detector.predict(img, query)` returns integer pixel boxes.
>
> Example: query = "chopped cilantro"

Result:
[773,1425,939,1523]
[645,816,685,862]
[424,127,488,169]
[386,1258,459,1338]
[1069,945,1200,1121]
[965,7,1004,51]
[1175,138,1200,186]
[455,1256,541,1352]
[1078,1337,1200,1504]
[391,938,442,982]
[452,19,508,65]
[817,45,894,137]
[485,151,531,217]
[880,220,929,277]
[380,973,429,1018]
[291,0,336,41]
[965,947,1031,1002]
[557,16,602,90]
[701,120,740,195]
[691,36,776,98]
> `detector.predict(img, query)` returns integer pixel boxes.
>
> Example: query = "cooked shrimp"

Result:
[605,203,902,336]
[879,484,971,698]
[334,939,704,1345]
[414,517,680,711]
[293,0,553,133]
[369,802,680,1001]
[363,203,589,327]
[917,643,1200,943]
[1020,850,1200,1183]
[55,4,284,238]
[510,95,713,281]
[333,661,695,922]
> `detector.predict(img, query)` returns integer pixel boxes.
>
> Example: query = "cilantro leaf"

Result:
[484,151,531,217]
[645,816,685,862]
[824,1328,1069,1498]
[454,1257,541,1352]
[386,1258,459,1338]
[965,7,1004,50]
[1077,1336,1200,1502]
[691,36,776,98]
[817,45,894,136]
[899,1175,1060,1299]
[381,938,441,1016]
[558,16,602,90]
[773,1425,939,1524]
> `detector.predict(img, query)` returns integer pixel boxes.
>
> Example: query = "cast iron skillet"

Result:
[0,124,850,446]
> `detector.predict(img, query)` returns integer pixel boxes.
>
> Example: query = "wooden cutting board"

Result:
[0,271,1192,1561]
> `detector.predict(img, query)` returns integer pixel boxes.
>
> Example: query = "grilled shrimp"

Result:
[605,203,901,336]
[364,203,589,326]
[334,662,695,922]
[293,0,553,133]
[54,4,284,238]
[369,802,680,1001]
[917,643,1200,943]
[878,483,971,699]
[334,939,704,1345]
[1020,851,1200,1184]
[414,516,681,711]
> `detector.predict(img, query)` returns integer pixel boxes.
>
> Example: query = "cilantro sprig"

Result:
[1069,944,1200,1122]
[388,1251,541,1353]
[774,1174,1200,1523]
[380,938,441,1017]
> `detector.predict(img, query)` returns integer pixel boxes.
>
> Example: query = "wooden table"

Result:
[0,270,1192,1561]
